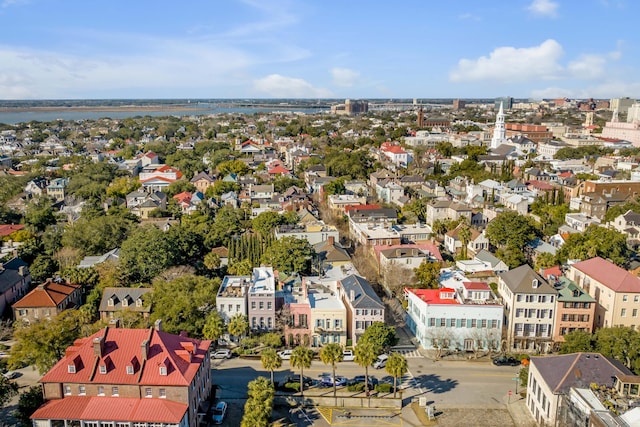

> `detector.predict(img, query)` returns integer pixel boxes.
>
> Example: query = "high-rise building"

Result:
[610,97,636,114]
[452,99,466,110]
[495,96,513,110]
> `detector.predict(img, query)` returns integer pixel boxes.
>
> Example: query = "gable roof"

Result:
[13,279,80,308]
[499,264,556,294]
[0,257,29,293]
[571,257,640,293]
[340,275,384,309]
[532,352,631,394]
[99,287,151,313]
[40,327,210,387]
[0,224,24,237]
[474,249,504,268]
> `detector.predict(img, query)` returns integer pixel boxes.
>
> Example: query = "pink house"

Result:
[284,280,312,346]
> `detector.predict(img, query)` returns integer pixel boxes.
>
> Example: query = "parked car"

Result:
[373,354,388,369]
[2,371,18,380]
[492,356,521,367]
[278,349,294,360]
[342,350,355,362]
[319,375,347,387]
[211,401,228,424]
[285,374,314,386]
[349,375,378,389]
[211,349,232,359]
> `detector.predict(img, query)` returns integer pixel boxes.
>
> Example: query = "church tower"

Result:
[491,101,506,149]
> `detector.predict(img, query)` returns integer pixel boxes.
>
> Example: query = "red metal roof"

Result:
[0,224,24,237]
[40,327,210,387]
[406,288,459,305]
[13,279,80,308]
[268,165,290,174]
[31,396,187,423]
[462,282,490,291]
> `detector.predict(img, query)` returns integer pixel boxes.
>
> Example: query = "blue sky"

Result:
[0,0,638,99]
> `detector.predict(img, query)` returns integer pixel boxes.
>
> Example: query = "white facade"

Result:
[216,276,250,323]
[491,102,507,149]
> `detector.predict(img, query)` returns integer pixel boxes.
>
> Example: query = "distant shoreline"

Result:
[0,105,202,113]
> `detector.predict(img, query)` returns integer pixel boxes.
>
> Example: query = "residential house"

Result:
[216,275,250,324]
[190,171,216,194]
[31,325,211,427]
[375,243,442,276]
[444,224,489,256]
[208,246,229,268]
[25,177,47,197]
[405,286,502,352]
[580,191,630,220]
[327,194,366,214]
[283,280,311,347]
[13,278,82,324]
[99,287,151,322]
[0,257,31,318]
[498,265,557,352]
[46,177,68,202]
[126,191,167,219]
[502,194,529,215]
[550,277,596,343]
[426,200,472,227]
[375,180,404,205]
[275,222,339,246]
[527,353,632,426]
[249,184,275,201]
[139,165,184,191]
[314,236,351,271]
[78,248,120,269]
[338,275,385,344]
[564,212,601,232]
[308,279,347,347]
[248,267,278,331]
[566,257,640,329]
[455,250,509,274]
[380,142,411,168]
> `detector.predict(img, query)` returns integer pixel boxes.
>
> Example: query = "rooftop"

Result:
[571,257,640,293]
[218,275,251,298]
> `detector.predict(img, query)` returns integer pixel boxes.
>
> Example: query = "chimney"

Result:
[18,266,26,276]
[108,319,119,328]
[302,278,308,300]
[328,236,335,246]
[154,319,162,332]
[350,290,355,302]
[141,339,149,361]
[93,336,104,358]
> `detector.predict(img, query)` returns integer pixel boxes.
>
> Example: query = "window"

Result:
[112,386,119,396]
[267,317,272,328]
[145,388,152,397]
[99,365,107,374]
[267,302,272,310]
[471,319,477,328]
[236,304,241,312]
[335,319,341,329]
[136,298,143,308]
[159,366,167,376]
[634,309,638,318]
[259,302,264,310]
[356,321,363,329]
[622,308,627,317]
[355,309,361,316]
[363,309,369,316]
[623,295,629,302]
[429,318,435,327]
[126,365,134,375]
[228,304,232,312]
[67,364,76,374]
[64,385,71,395]
[79,385,86,395]
[299,314,308,328]
[98,386,104,396]
[252,317,257,327]
[159,388,166,398]
[635,295,639,303]
[251,301,256,310]
[481,319,487,328]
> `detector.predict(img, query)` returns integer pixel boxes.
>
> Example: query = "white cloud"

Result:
[527,0,559,18]
[450,39,564,83]
[330,68,360,87]
[253,74,332,98]
[531,81,640,99]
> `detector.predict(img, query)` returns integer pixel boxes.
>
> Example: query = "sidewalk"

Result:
[505,394,537,427]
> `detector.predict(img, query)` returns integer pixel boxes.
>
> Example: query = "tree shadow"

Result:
[414,373,459,394]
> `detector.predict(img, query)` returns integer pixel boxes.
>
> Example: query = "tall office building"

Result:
[495,96,513,110]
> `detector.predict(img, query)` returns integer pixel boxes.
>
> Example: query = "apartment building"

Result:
[338,275,385,344]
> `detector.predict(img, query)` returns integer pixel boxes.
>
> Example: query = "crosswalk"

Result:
[390,348,422,358]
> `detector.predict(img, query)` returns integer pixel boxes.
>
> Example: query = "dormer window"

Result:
[122,296,130,307]
[67,364,76,373]
[159,366,167,376]
[136,298,143,308]
[126,365,134,375]
[108,295,118,307]
[99,364,107,374]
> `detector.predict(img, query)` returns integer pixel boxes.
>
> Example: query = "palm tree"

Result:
[319,343,344,402]
[203,311,225,343]
[261,348,282,385]
[228,314,249,342]
[290,346,313,395]
[354,340,378,396]
[459,225,471,259]
[385,352,408,398]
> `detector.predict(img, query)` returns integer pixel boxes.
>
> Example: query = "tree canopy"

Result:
[556,225,630,267]
[414,260,441,289]
[261,237,315,274]
[359,322,398,353]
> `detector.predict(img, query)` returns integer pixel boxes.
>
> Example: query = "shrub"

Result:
[284,382,301,392]
[347,383,366,392]
[240,336,261,349]
[260,333,282,348]
[375,383,393,393]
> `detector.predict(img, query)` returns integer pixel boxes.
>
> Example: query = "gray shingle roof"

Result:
[340,275,384,309]
[499,264,556,294]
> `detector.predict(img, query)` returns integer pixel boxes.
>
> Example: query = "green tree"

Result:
[261,237,315,274]
[534,252,557,271]
[62,215,134,257]
[228,314,249,341]
[290,346,314,395]
[260,348,282,385]
[120,225,178,283]
[459,225,471,259]
[218,159,250,176]
[0,375,18,408]
[559,330,596,354]
[359,322,398,353]
[324,178,347,197]
[557,225,630,267]
[206,206,243,247]
[414,260,441,289]
[241,377,274,427]
[29,255,58,282]
[227,259,253,276]
[203,310,225,342]
[15,385,44,425]
[149,275,220,337]
[354,340,378,395]
[165,180,197,198]
[595,327,640,372]
[23,197,56,233]
[203,252,221,271]
[106,176,140,199]
[251,211,283,236]
[320,343,344,401]
[485,211,540,249]
[385,352,408,398]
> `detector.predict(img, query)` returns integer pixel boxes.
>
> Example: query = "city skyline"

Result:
[0,0,638,100]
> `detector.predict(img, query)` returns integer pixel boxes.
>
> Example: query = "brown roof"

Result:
[572,257,640,293]
[13,279,80,308]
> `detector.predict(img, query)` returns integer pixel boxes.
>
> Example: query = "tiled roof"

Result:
[40,327,211,387]
[0,224,24,237]
[13,279,80,308]
[31,396,187,423]
[571,257,640,293]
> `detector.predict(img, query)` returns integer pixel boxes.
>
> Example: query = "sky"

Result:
[0,0,638,100]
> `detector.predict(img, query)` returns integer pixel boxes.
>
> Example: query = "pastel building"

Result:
[247,267,278,331]
[338,275,385,344]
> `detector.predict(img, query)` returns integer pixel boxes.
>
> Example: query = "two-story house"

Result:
[566,257,640,329]
[98,287,152,323]
[31,324,211,427]
[498,265,557,352]
[13,278,81,324]
[338,275,385,345]
[0,257,31,318]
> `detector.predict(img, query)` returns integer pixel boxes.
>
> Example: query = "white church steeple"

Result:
[491,101,506,149]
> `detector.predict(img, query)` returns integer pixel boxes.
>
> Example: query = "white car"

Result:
[373,354,389,369]
[278,349,293,360]
[211,349,232,359]
[2,371,18,379]
[342,350,355,362]
[211,401,227,424]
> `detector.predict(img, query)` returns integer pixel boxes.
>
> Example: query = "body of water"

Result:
[0,106,329,125]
